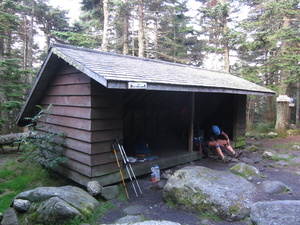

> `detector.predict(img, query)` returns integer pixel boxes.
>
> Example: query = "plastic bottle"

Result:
[150,173,156,183]
[151,165,160,181]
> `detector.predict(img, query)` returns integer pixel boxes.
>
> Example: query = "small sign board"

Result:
[128,82,147,89]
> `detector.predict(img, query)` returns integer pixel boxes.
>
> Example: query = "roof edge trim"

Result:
[16,49,56,125]
[107,81,274,96]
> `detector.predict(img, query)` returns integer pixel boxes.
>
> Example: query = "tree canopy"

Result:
[0,0,299,134]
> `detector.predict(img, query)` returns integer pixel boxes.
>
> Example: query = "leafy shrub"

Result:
[253,122,275,133]
[19,104,67,170]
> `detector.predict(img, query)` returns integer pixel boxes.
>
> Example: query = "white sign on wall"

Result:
[128,82,147,89]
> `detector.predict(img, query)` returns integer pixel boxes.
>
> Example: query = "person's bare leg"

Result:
[208,142,225,159]
[215,146,225,159]
[218,140,236,155]
[225,145,236,155]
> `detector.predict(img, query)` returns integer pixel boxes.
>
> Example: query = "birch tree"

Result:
[101,0,109,51]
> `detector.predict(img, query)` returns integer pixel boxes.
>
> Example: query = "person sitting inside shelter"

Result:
[207,125,242,163]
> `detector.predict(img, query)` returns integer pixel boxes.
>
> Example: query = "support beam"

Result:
[188,93,195,153]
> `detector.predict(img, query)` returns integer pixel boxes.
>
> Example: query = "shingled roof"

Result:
[48,44,273,95]
[17,44,274,124]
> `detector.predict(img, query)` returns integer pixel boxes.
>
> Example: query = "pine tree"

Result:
[196,0,239,71]
[238,0,300,131]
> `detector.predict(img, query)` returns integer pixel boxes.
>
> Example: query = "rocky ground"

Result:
[98,135,300,225]
[1,135,300,225]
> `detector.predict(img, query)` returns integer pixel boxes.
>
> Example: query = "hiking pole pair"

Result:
[115,138,143,197]
[112,144,129,199]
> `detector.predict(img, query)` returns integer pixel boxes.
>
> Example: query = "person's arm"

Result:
[221,131,230,145]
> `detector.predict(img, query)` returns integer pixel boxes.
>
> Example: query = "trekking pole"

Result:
[113,144,129,199]
[118,142,143,195]
[115,139,139,197]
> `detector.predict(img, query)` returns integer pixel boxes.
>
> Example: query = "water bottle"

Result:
[151,165,160,181]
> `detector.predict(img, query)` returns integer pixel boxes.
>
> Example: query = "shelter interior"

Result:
[121,89,239,159]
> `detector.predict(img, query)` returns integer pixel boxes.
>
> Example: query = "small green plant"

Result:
[272,154,294,162]
[0,158,69,213]
[253,122,274,133]
[117,183,129,202]
[18,104,67,171]
[199,212,221,222]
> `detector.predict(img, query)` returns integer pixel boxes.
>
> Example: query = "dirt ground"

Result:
[98,135,300,225]
[1,135,300,225]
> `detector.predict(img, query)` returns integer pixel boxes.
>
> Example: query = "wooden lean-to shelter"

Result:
[17,44,274,186]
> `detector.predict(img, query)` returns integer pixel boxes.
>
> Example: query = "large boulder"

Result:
[12,186,100,224]
[1,208,18,225]
[163,166,257,221]
[260,180,291,194]
[251,200,300,225]
[36,196,81,224]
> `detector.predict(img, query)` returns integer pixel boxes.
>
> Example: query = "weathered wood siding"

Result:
[38,64,122,186]
[90,80,123,185]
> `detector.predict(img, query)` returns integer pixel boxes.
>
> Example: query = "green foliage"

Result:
[19,105,68,171]
[0,157,69,213]
[51,30,100,48]
[237,0,300,90]
[0,58,31,134]
[199,212,222,222]
[64,201,116,225]
[253,122,275,133]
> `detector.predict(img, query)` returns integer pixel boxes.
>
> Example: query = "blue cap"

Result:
[212,125,220,135]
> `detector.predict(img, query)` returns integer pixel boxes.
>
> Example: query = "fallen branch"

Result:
[0,132,32,152]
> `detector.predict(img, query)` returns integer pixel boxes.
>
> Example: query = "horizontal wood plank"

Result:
[92,162,118,177]
[56,64,81,75]
[56,165,91,187]
[64,138,92,154]
[91,141,112,154]
[50,73,91,86]
[64,148,91,165]
[65,158,92,177]
[45,83,91,96]
[43,114,92,131]
[91,151,115,166]
[91,129,123,142]
[42,96,92,107]
[38,124,92,142]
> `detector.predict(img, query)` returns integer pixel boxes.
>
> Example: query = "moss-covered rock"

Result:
[163,166,257,221]
[229,163,260,178]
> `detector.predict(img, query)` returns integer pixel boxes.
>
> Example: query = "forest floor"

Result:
[98,135,300,225]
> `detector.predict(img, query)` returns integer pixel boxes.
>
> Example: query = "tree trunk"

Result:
[267,96,275,124]
[122,0,129,55]
[22,15,28,70]
[131,17,135,56]
[296,80,300,125]
[246,96,255,132]
[138,0,145,58]
[220,0,229,72]
[275,94,290,130]
[154,14,158,60]
[0,132,32,146]
[27,3,34,84]
[101,0,109,52]
[275,15,291,131]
